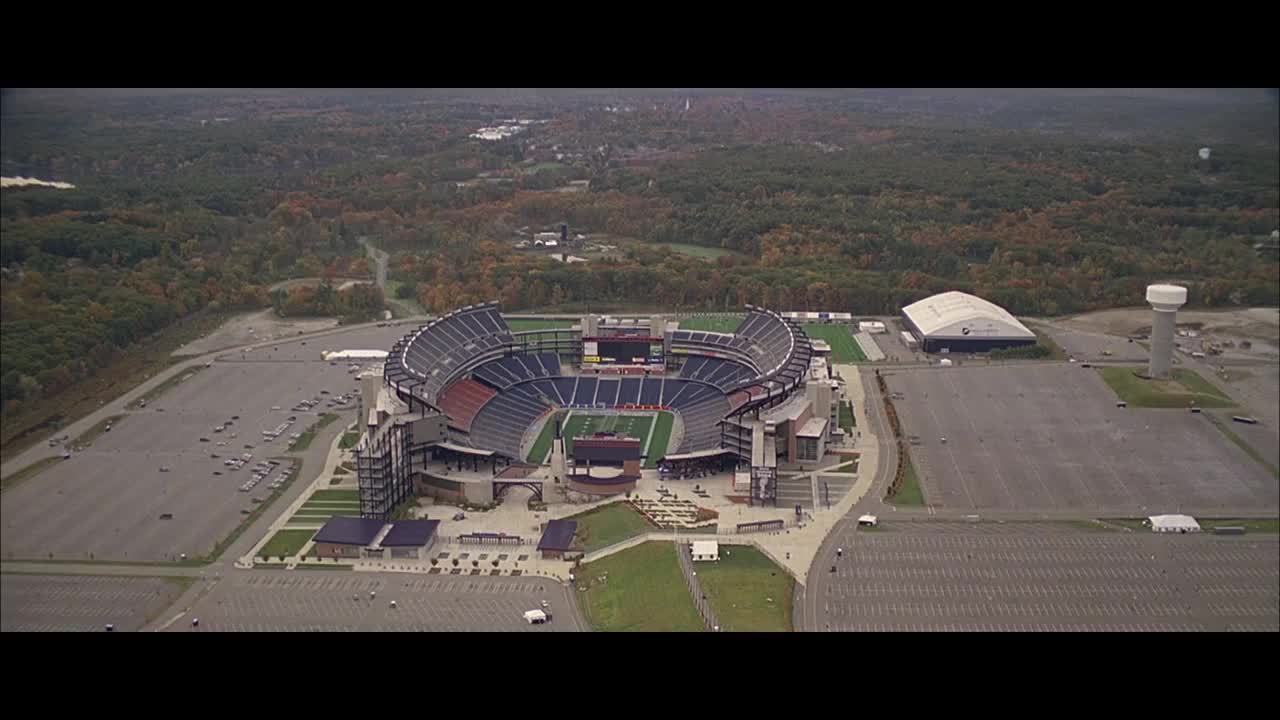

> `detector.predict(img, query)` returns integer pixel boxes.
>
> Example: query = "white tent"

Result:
[322,349,389,361]
[1148,514,1201,533]
[690,540,720,562]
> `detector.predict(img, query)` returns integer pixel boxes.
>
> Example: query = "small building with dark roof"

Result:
[312,516,386,559]
[537,519,580,560]
[377,519,440,560]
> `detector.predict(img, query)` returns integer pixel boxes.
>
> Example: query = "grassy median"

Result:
[1098,367,1235,408]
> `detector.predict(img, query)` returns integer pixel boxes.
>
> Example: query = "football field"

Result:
[527,411,678,465]
[562,413,654,456]
[802,324,867,362]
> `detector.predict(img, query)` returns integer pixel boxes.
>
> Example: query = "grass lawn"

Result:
[561,413,654,456]
[678,315,744,333]
[1204,414,1280,479]
[0,456,62,493]
[567,502,653,552]
[1198,518,1280,534]
[578,542,703,632]
[311,489,359,502]
[658,242,741,259]
[298,501,359,508]
[504,318,576,332]
[295,503,359,517]
[839,401,855,434]
[803,324,867,362]
[338,431,360,450]
[526,411,564,464]
[695,545,794,632]
[889,453,925,506]
[1098,367,1236,408]
[523,162,567,173]
[290,413,340,452]
[645,412,675,468]
[384,279,424,318]
[258,529,316,559]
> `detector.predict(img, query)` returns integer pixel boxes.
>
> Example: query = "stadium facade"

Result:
[354,303,839,519]
[900,291,1036,353]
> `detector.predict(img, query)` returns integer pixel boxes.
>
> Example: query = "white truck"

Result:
[523,609,550,625]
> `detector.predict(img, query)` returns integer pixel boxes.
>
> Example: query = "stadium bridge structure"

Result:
[378,302,813,463]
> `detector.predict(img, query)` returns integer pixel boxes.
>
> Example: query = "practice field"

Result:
[678,315,744,333]
[802,324,867,362]
[819,522,1279,632]
[561,413,654,456]
[885,364,1278,514]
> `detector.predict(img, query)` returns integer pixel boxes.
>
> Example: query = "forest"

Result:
[1,88,1276,431]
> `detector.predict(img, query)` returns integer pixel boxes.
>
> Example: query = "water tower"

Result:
[1146,284,1188,379]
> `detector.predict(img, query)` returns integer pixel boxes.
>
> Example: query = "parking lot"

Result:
[818,522,1279,632]
[1035,322,1151,362]
[164,571,581,632]
[885,364,1278,514]
[1,574,189,632]
[1,360,358,562]
[224,324,410,364]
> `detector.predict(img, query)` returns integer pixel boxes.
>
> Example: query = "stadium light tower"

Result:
[1146,284,1187,379]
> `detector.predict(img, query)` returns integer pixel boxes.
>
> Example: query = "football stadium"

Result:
[354,303,840,518]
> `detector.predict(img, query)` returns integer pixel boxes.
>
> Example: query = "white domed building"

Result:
[901,291,1036,353]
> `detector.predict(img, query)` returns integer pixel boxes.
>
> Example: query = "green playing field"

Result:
[561,413,654,455]
[527,411,678,464]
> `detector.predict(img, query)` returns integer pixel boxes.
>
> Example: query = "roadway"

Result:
[794,370,898,632]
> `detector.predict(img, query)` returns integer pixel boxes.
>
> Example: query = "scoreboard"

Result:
[582,337,664,365]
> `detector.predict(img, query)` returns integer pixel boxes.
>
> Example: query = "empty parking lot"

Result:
[1,360,356,562]
[163,571,581,632]
[818,522,1278,632]
[1,574,189,632]
[885,364,1278,514]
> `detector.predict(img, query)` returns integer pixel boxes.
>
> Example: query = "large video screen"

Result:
[583,338,663,364]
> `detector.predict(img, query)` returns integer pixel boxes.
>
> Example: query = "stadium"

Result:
[354,303,840,519]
